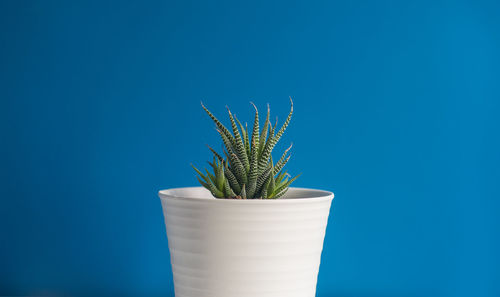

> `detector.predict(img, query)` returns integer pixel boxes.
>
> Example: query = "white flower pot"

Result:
[159,186,334,297]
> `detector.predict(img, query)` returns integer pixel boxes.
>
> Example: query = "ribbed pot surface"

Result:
[159,187,333,297]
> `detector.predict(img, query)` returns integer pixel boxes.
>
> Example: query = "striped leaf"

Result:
[274,155,290,176]
[257,120,277,173]
[235,116,250,158]
[206,144,224,163]
[227,107,249,172]
[191,164,208,183]
[256,165,272,195]
[216,129,234,156]
[215,160,224,190]
[260,176,271,199]
[224,162,241,194]
[240,184,246,199]
[223,178,235,198]
[201,102,234,146]
[230,153,247,185]
[258,104,270,157]
[274,97,293,144]
[274,143,292,175]
[246,137,259,198]
[272,187,289,199]
[274,173,301,196]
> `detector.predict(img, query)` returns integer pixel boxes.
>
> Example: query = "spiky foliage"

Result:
[192,98,299,199]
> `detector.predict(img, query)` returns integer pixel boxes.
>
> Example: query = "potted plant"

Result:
[159,99,334,297]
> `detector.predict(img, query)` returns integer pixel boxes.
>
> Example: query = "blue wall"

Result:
[1,1,499,296]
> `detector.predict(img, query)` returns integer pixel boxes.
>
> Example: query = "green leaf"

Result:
[223,178,235,197]
[257,98,292,174]
[201,102,234,146]
[249,102,260,154]
[224,162,241,194]
[255,165,272,195]
[227,106,249,172]
[272,187,289,199]
[244,124,250,157]
[235,116,250,160]
[205,168,217,186]
[216,128,234,156]
[207,156,218,173]
[229,153,247,185]
[196,176,209,189]
[274,143,292,175]
[245,103,261,198]
[240,184,246,199]
[274,173,301,195]
[275,170,288,185]
[267,169,276,194]
[211,185,225,198]
[191,164,209,183]
[246,137,259,198]
[206,145,224,163]
[274,97,293,145]
[215,161,224,190]
[199,175,224,198]
[261,174,272,198]
[258,104,270,157]
[258,119,278,173]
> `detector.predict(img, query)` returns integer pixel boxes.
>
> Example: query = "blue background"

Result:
[1,1,499,296]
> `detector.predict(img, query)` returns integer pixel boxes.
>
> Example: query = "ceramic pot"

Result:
[159,186,334,297]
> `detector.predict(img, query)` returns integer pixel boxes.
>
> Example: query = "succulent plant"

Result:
[192,98,299,199]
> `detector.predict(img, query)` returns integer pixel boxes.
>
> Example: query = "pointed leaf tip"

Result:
[250,101,258,112]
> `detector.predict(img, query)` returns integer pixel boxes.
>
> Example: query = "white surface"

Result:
[159,187,334,297]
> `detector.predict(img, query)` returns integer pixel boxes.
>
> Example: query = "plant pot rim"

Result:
[158,186,334,204]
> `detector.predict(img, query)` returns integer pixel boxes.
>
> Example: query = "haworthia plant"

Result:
[192,98,299,199]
